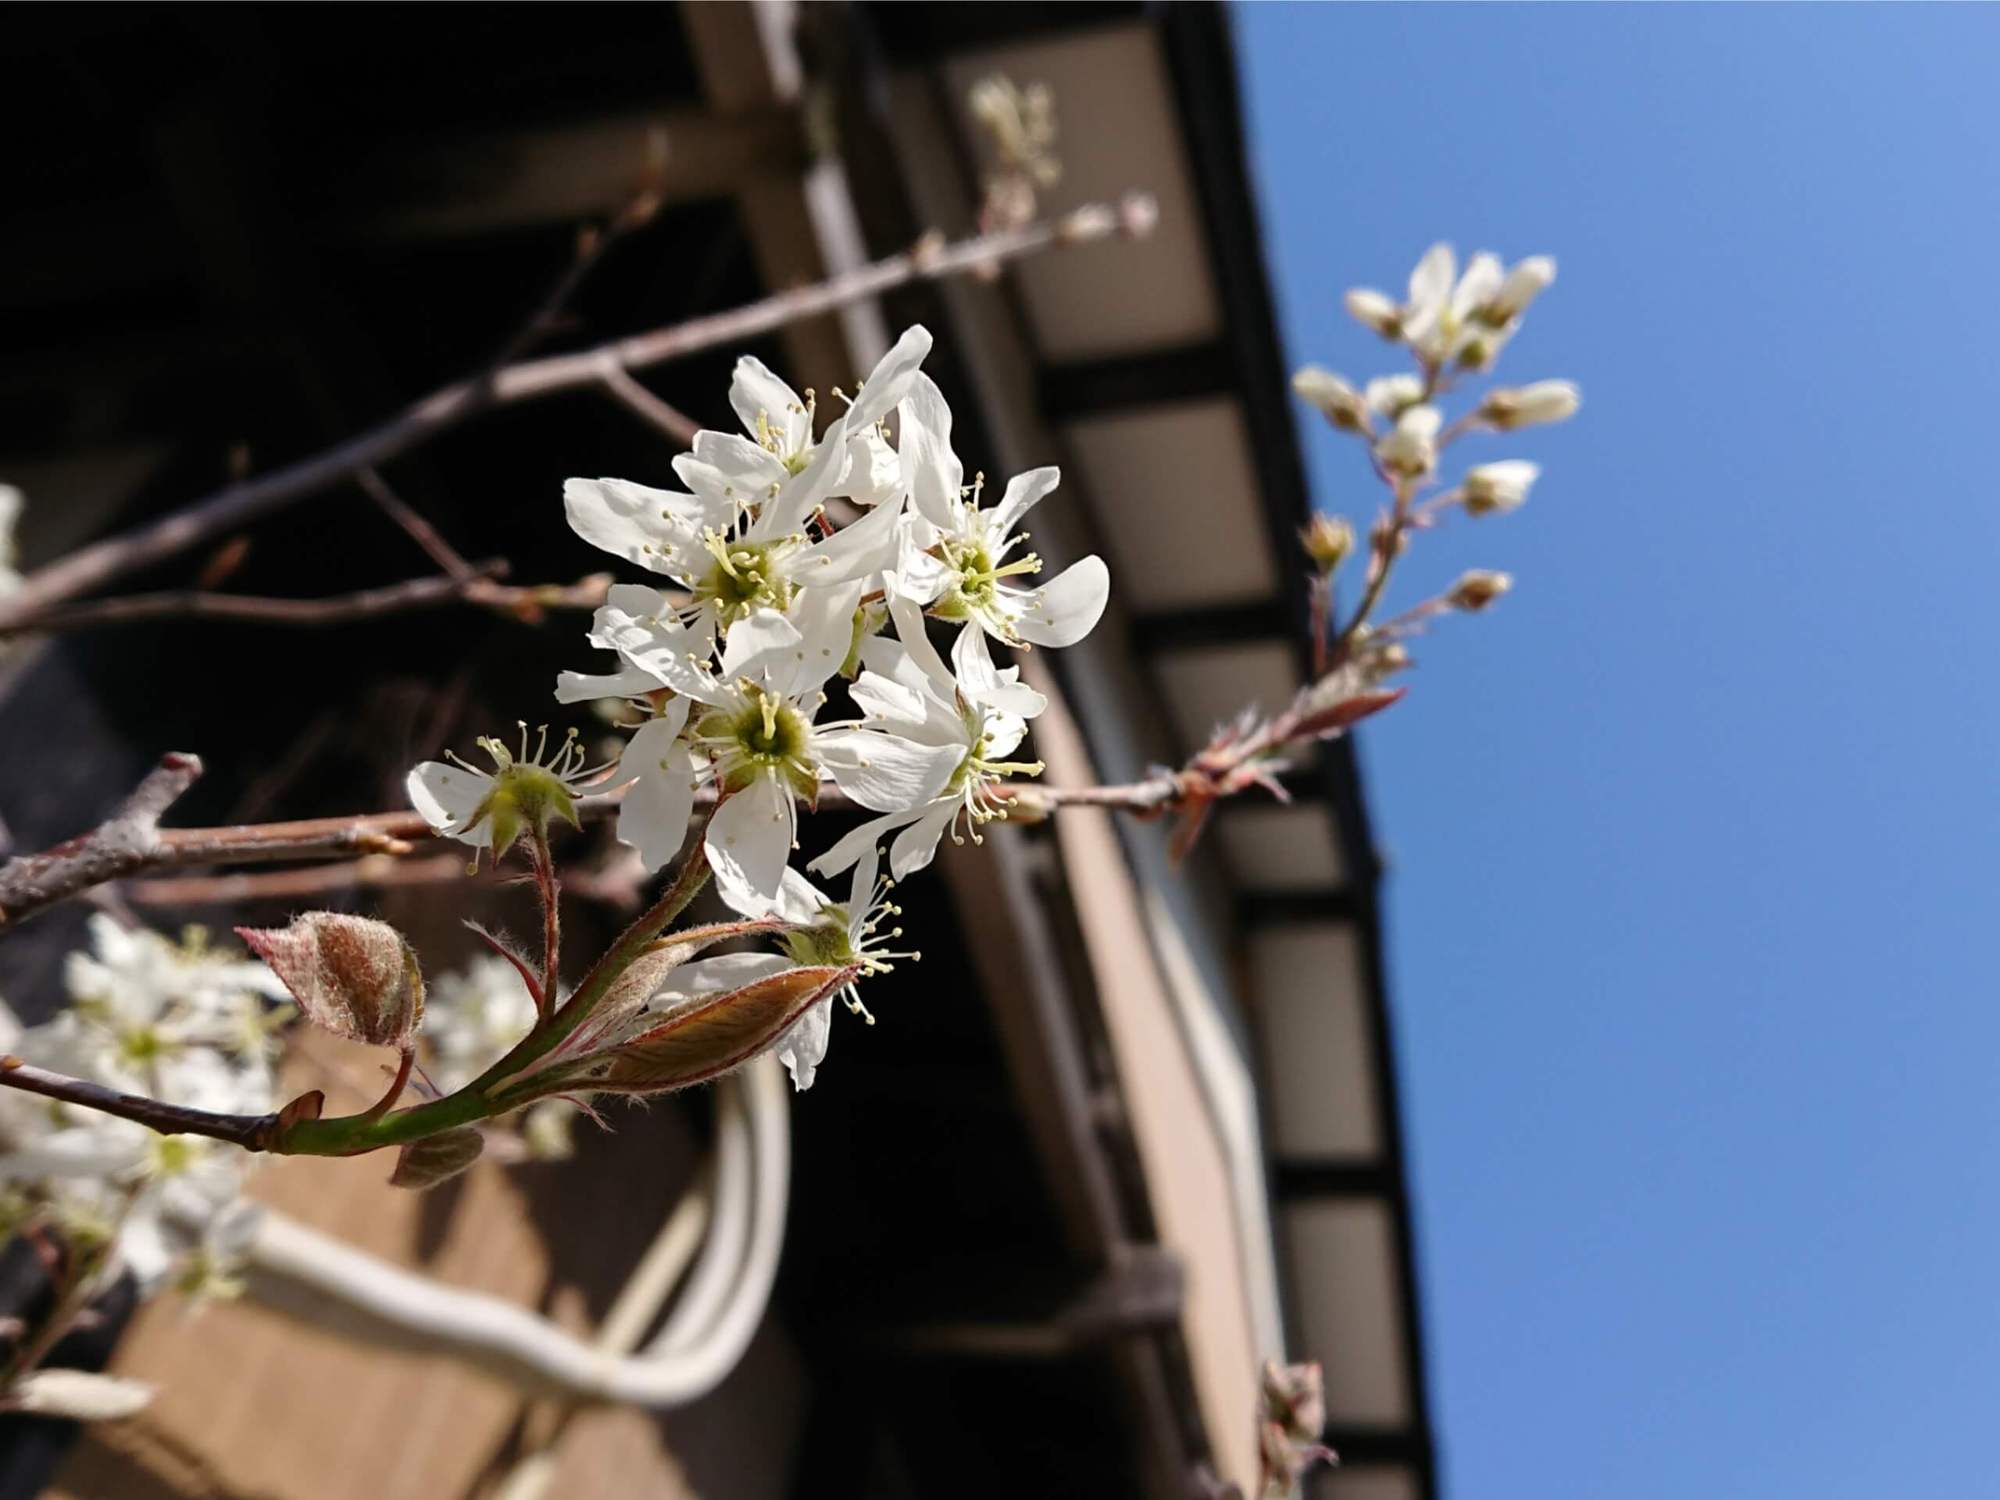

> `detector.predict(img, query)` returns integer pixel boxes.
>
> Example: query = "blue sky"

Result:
[1237,6,2000,1497]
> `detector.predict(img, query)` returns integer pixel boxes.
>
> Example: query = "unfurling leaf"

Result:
[5,1369,156,1421]
[389,1126,485,1190]
[575,919,787,1041]
[1288,686,1405,742]
[512,964,852,1102]
[238,912,424,1049]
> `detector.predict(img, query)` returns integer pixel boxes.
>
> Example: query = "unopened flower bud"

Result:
[1261,1360,1327,1445]
[1299,514,1355,573]
[1461,460,1541,516]
[1488,255,1556,323]
[1479,380,1580,431]
[1448,569,1513,611]
[1365,374,1424,419]
[1117,190,1161,239]
[238,912,424,1050]
[1373,404,1442,478]
[1344,287,1402,340]
[1291,366,1369,432]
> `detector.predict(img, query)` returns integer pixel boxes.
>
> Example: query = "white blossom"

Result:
[892,374,1108,648]
[810,596,1045,883]
[0,919,279,1298]
[407,723,604,857]
[561,327,933,640]
[627,584,961,909]
[762,841,914,1091]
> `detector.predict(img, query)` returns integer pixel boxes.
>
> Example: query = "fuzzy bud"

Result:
[1373,405,1442,479]
[238,913,423,1050]
[1291,366,1370,432]
[1365,374,1424,419]
[1487,255,1556,323]
[1299,515,1355,574]
[1343,287,1402,340]
[1448,570,1513,611]
[1461,461,1541,516]
[1479,380,1580,431]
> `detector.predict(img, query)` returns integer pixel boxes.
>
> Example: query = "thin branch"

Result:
[0,772,1215,928]
[598,366,702,447]
[123,852,470,906]
[0,195,1158,634]
[354,467,478,581]
[0,1056,273,1151]
[0,755,204,927]
[15,562,510,636]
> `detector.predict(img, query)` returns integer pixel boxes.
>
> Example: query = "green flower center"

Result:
[695,534,796,627]
[699,688,818,799]
[932,534,1043,627]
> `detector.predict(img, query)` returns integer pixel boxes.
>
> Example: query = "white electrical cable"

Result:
[237,1054,791,1408]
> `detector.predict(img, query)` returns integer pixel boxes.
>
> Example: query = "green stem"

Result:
[274,810,716,1159]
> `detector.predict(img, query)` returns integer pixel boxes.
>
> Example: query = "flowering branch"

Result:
[0,195,1158,636]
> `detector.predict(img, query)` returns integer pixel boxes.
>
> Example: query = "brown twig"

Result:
[0,755,205,928]
[15,561,510,635]
[0,768,1202,930]
[0,196,1158,634]
[598,366,702,447]
[354,468,478,581]
[0,1056,273,1151]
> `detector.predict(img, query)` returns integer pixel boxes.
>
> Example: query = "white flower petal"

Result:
[820,731,962,813]
[887,801,958,881]
[952,623,1046,719]
[564,478,708,576]
[844,325,933,432]
[776,998,833,1091]
[660,951,794,1002]
[407,762,492,847]
[899,373,963,529]
[796,493,904,586]
[728,356,809,454]
[1453,252,1503,319]
[1012,554,1109,648]
[987,466,1061,540]
[719,608,804,681]
[1408,242,1456,310]
[693,430,789,493]
[616,714,697,872]
[841,426,904,508]
[555,664,663,704]
[808,809,911,879]
[706,776,797,913]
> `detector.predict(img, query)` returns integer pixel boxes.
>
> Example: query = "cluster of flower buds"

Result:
[0,916,283,1298]
[1291,241,1579,679]
[969,74,1061,235]
[410,326,1109,1092]
[1256,1359,1336,1498]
